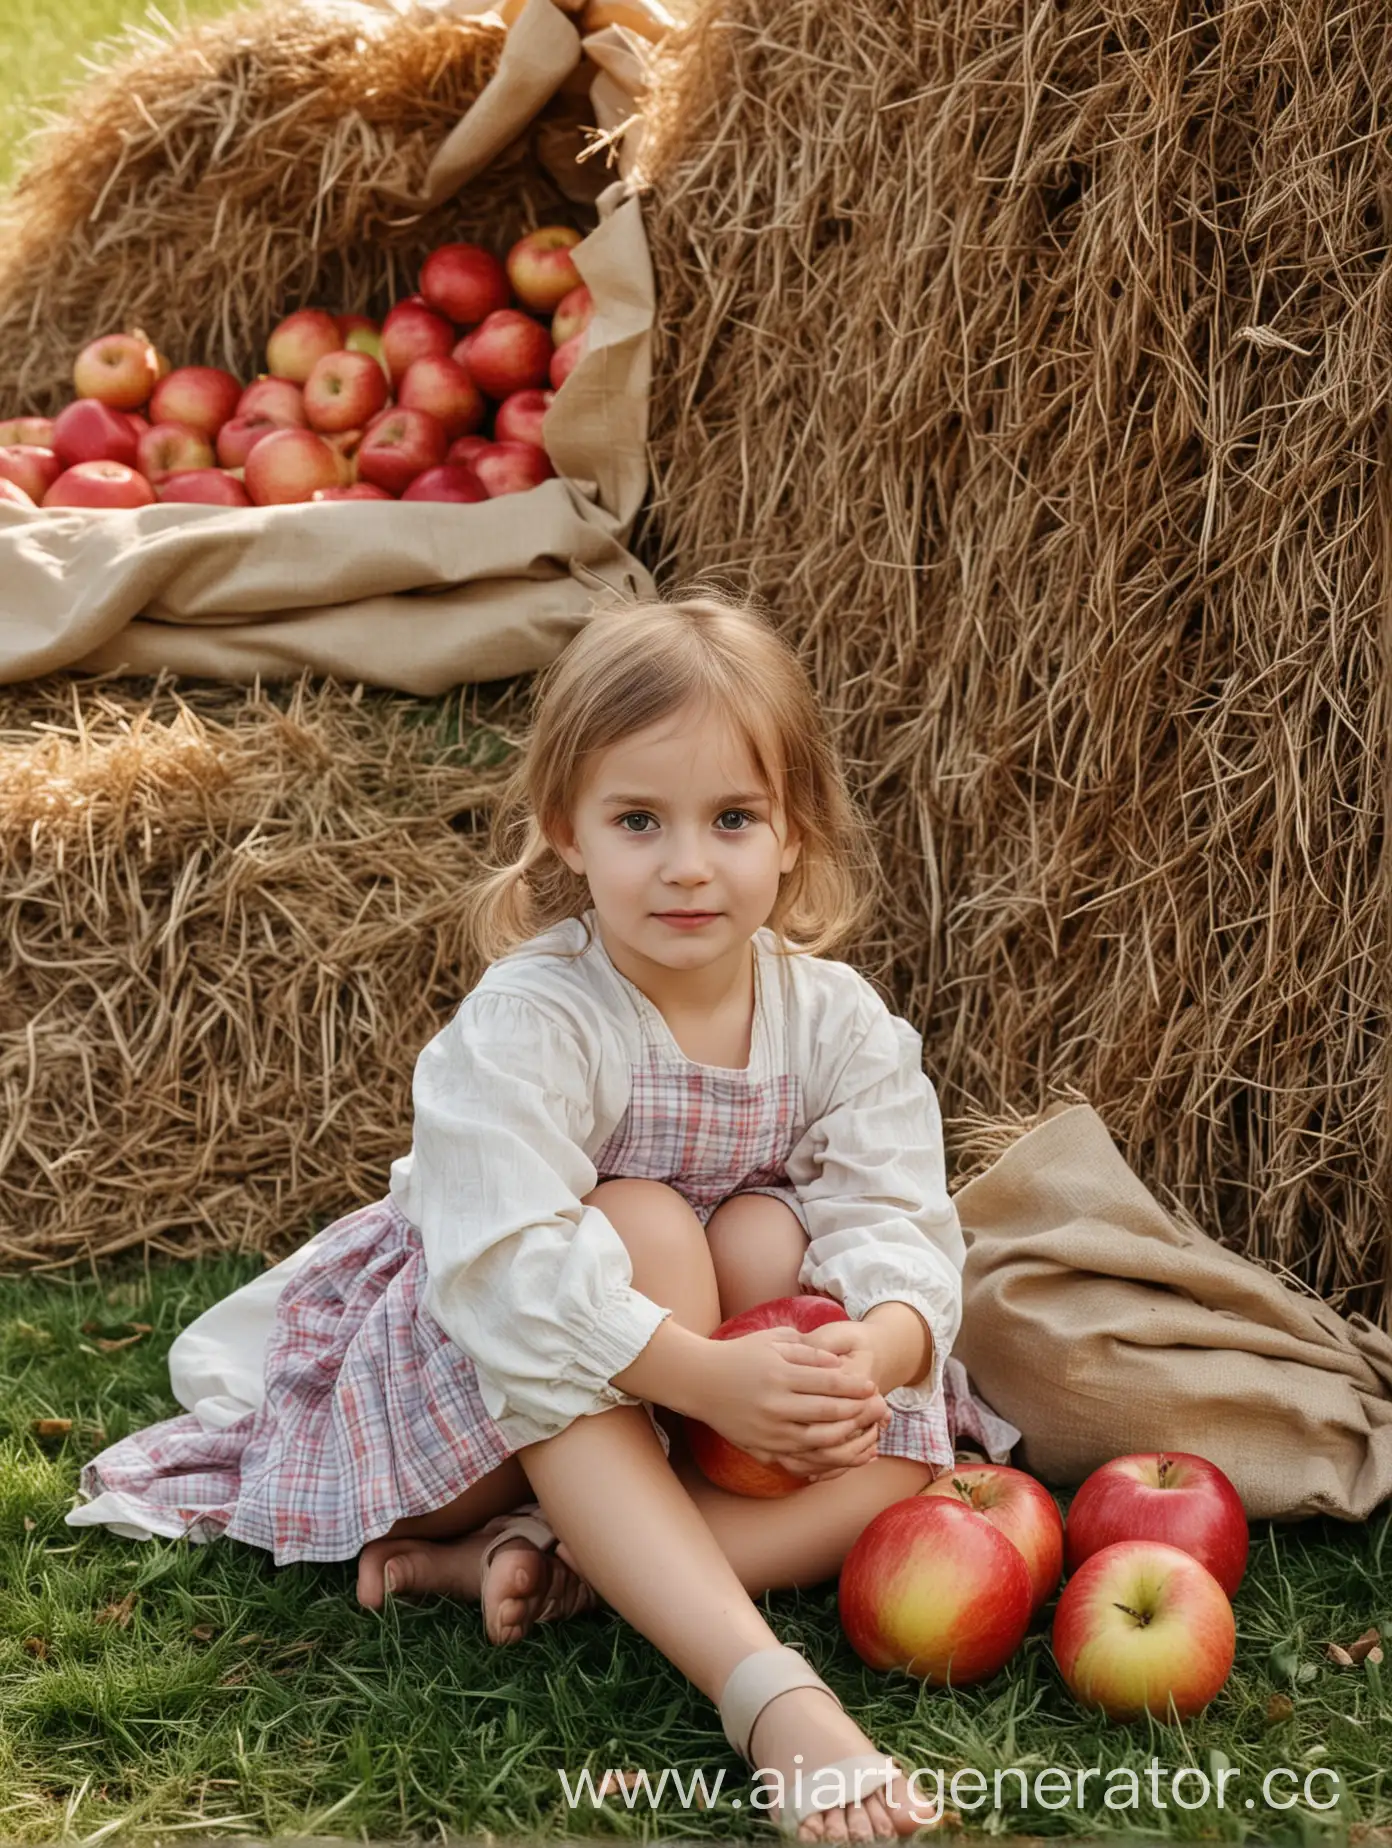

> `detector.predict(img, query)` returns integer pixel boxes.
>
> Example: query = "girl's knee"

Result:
[705,1192,809,1318]
[582,1179,720,1329]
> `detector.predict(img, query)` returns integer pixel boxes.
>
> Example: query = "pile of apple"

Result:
[686,1295,1247,1723]
[0,226,593,512]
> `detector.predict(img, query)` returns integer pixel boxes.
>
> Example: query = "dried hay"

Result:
[0,672,528,1269]
[0,0,592,413]
[637,0,1390,1325]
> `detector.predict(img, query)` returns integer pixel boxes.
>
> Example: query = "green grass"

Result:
[0,0,246,188]
[3,1256,1391,1845]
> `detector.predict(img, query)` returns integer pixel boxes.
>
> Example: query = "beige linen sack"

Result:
[952,1102,1392,1523]
[0,0,658,695]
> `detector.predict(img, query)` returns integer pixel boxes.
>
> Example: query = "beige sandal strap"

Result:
[717,1644,844,1763]
[785,1753,900,1831]
[478,1501,557,1572]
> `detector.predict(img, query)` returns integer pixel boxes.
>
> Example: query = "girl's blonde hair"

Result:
[460,587,885,966]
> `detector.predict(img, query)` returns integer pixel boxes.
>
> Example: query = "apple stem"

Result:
[1156,1455,1171,1486]
[1113,1601,1152,1626]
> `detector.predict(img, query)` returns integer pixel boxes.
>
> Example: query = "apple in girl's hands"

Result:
[919,1464,1064,1617]
[1064,1452,1249,1597]
[684,1294,881,1497]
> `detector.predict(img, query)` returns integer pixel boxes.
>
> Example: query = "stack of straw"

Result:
[636,0,1389,1325]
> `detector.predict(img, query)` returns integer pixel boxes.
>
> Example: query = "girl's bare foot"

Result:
[747,1684,939,1844]
[356,1530,597,1643]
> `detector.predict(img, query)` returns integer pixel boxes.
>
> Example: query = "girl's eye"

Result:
[615,810,757,833]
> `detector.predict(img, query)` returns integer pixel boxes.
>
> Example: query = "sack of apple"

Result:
[690,1294,1248,1723]
[0,230,591,513]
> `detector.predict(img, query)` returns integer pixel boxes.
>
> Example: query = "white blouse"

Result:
[164,910,966,1455]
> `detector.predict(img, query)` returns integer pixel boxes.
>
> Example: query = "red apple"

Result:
[494,388,555,449]
[123,412,151,441]
[44,460,156,510]
[551,283,594,347]
[356,407,448,496]
[455,311,553,400]
[137,421,215,481]
[73,332,159,410]
[243,427,341,505]
[265,309,342,384]
[0,416,55,447]
[401,463,487,503]
[919,1464,1063,1618]
[334,312,379,341]
[0,478,35,508]
[0,445,63,503]
[1052,1539,1236,1721]
[216,416,278,470]
[470,439,554,497]
[840,1495,1034,1684]
[420,241,511,327]
[397,356,485,440]
[381,301,455,387]
[237,377,307,427]
[505,225,583,314]
[549,332,585,391]
[52,400,139,468]
[446,435,491,467]
[157,469,252,506]
[312,483,393,501]
[684,1294,851,1498]
[303,350,390,434]
[150,367,241,438]
[1064,1452,1249,1598]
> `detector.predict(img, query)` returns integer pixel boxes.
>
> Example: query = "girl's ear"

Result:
[546,814,584,875]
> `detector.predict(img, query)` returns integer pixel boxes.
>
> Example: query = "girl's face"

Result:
[549,701,802,973]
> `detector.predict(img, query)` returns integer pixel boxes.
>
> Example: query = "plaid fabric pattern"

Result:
[76,1052,1016,1563]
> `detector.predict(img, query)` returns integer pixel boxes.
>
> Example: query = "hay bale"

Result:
[0,0,588,413]
[637,0,1389,1326]
[0,673,524,1267]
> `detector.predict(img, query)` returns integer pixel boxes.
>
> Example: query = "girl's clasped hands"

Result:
[696,1319,893,1485]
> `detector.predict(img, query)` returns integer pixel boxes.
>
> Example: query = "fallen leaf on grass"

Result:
[593,1771,646,1800]
[23,1516,35,1533]
[31,1418,72,1439]
[190,1624,218,1642]
[95,1591,138,1628]
[1325,1627,1381,1667]
[1266,1693,1295,1725]
[81,1321,153,1352]
[22,1638,48,1660]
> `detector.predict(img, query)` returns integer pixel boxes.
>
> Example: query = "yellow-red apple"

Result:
[0,416,55,447]
[356,407,448,496]
[137,422,215,481]
[216,416,278,470]
[312,483,392,500]
[494,388,555,450]
[157,469,252,506]
[73,333,159,410]
[1065,1452,1249,1598]
[1052,1539,1236,1721]
[505,225,583,313]
[921,1464,1063,1618]
[334,313,378,341]
[303,350,390,434]
[44,460,156,509]
[381,301,455,387]
[397,356,485,440]
[150,367,241,438]
[237,377,307,427]
[0,478,34,508]
[401,462,488,502]
[446,434,490,467]
[839,1495,1034,1685]
[53,400,140,469]
[420,241,511,327]
[243,427,341,505]
[265,309,341,384]
[470,438,554,497]
[551,284,593,347]
[0,445,62,503]
[455,310,552,399]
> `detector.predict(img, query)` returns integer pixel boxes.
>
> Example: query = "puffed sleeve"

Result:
[785,989,965,1413]
[393,988,672,1449]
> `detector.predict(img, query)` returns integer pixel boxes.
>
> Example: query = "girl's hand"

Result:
[695,1326,890,1480]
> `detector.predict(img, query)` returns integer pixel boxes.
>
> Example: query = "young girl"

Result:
[69,593,1020,1843]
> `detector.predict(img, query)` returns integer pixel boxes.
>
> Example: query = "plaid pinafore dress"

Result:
[72,943,1020,1565]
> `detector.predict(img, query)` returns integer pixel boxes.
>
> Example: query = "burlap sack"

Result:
[0,0,657,696]
[952,1103,1392,1523]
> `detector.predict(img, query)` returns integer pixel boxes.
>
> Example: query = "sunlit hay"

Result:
[0,0,589,413]
[0,673,530,1269]
[637,0,1390,1326]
